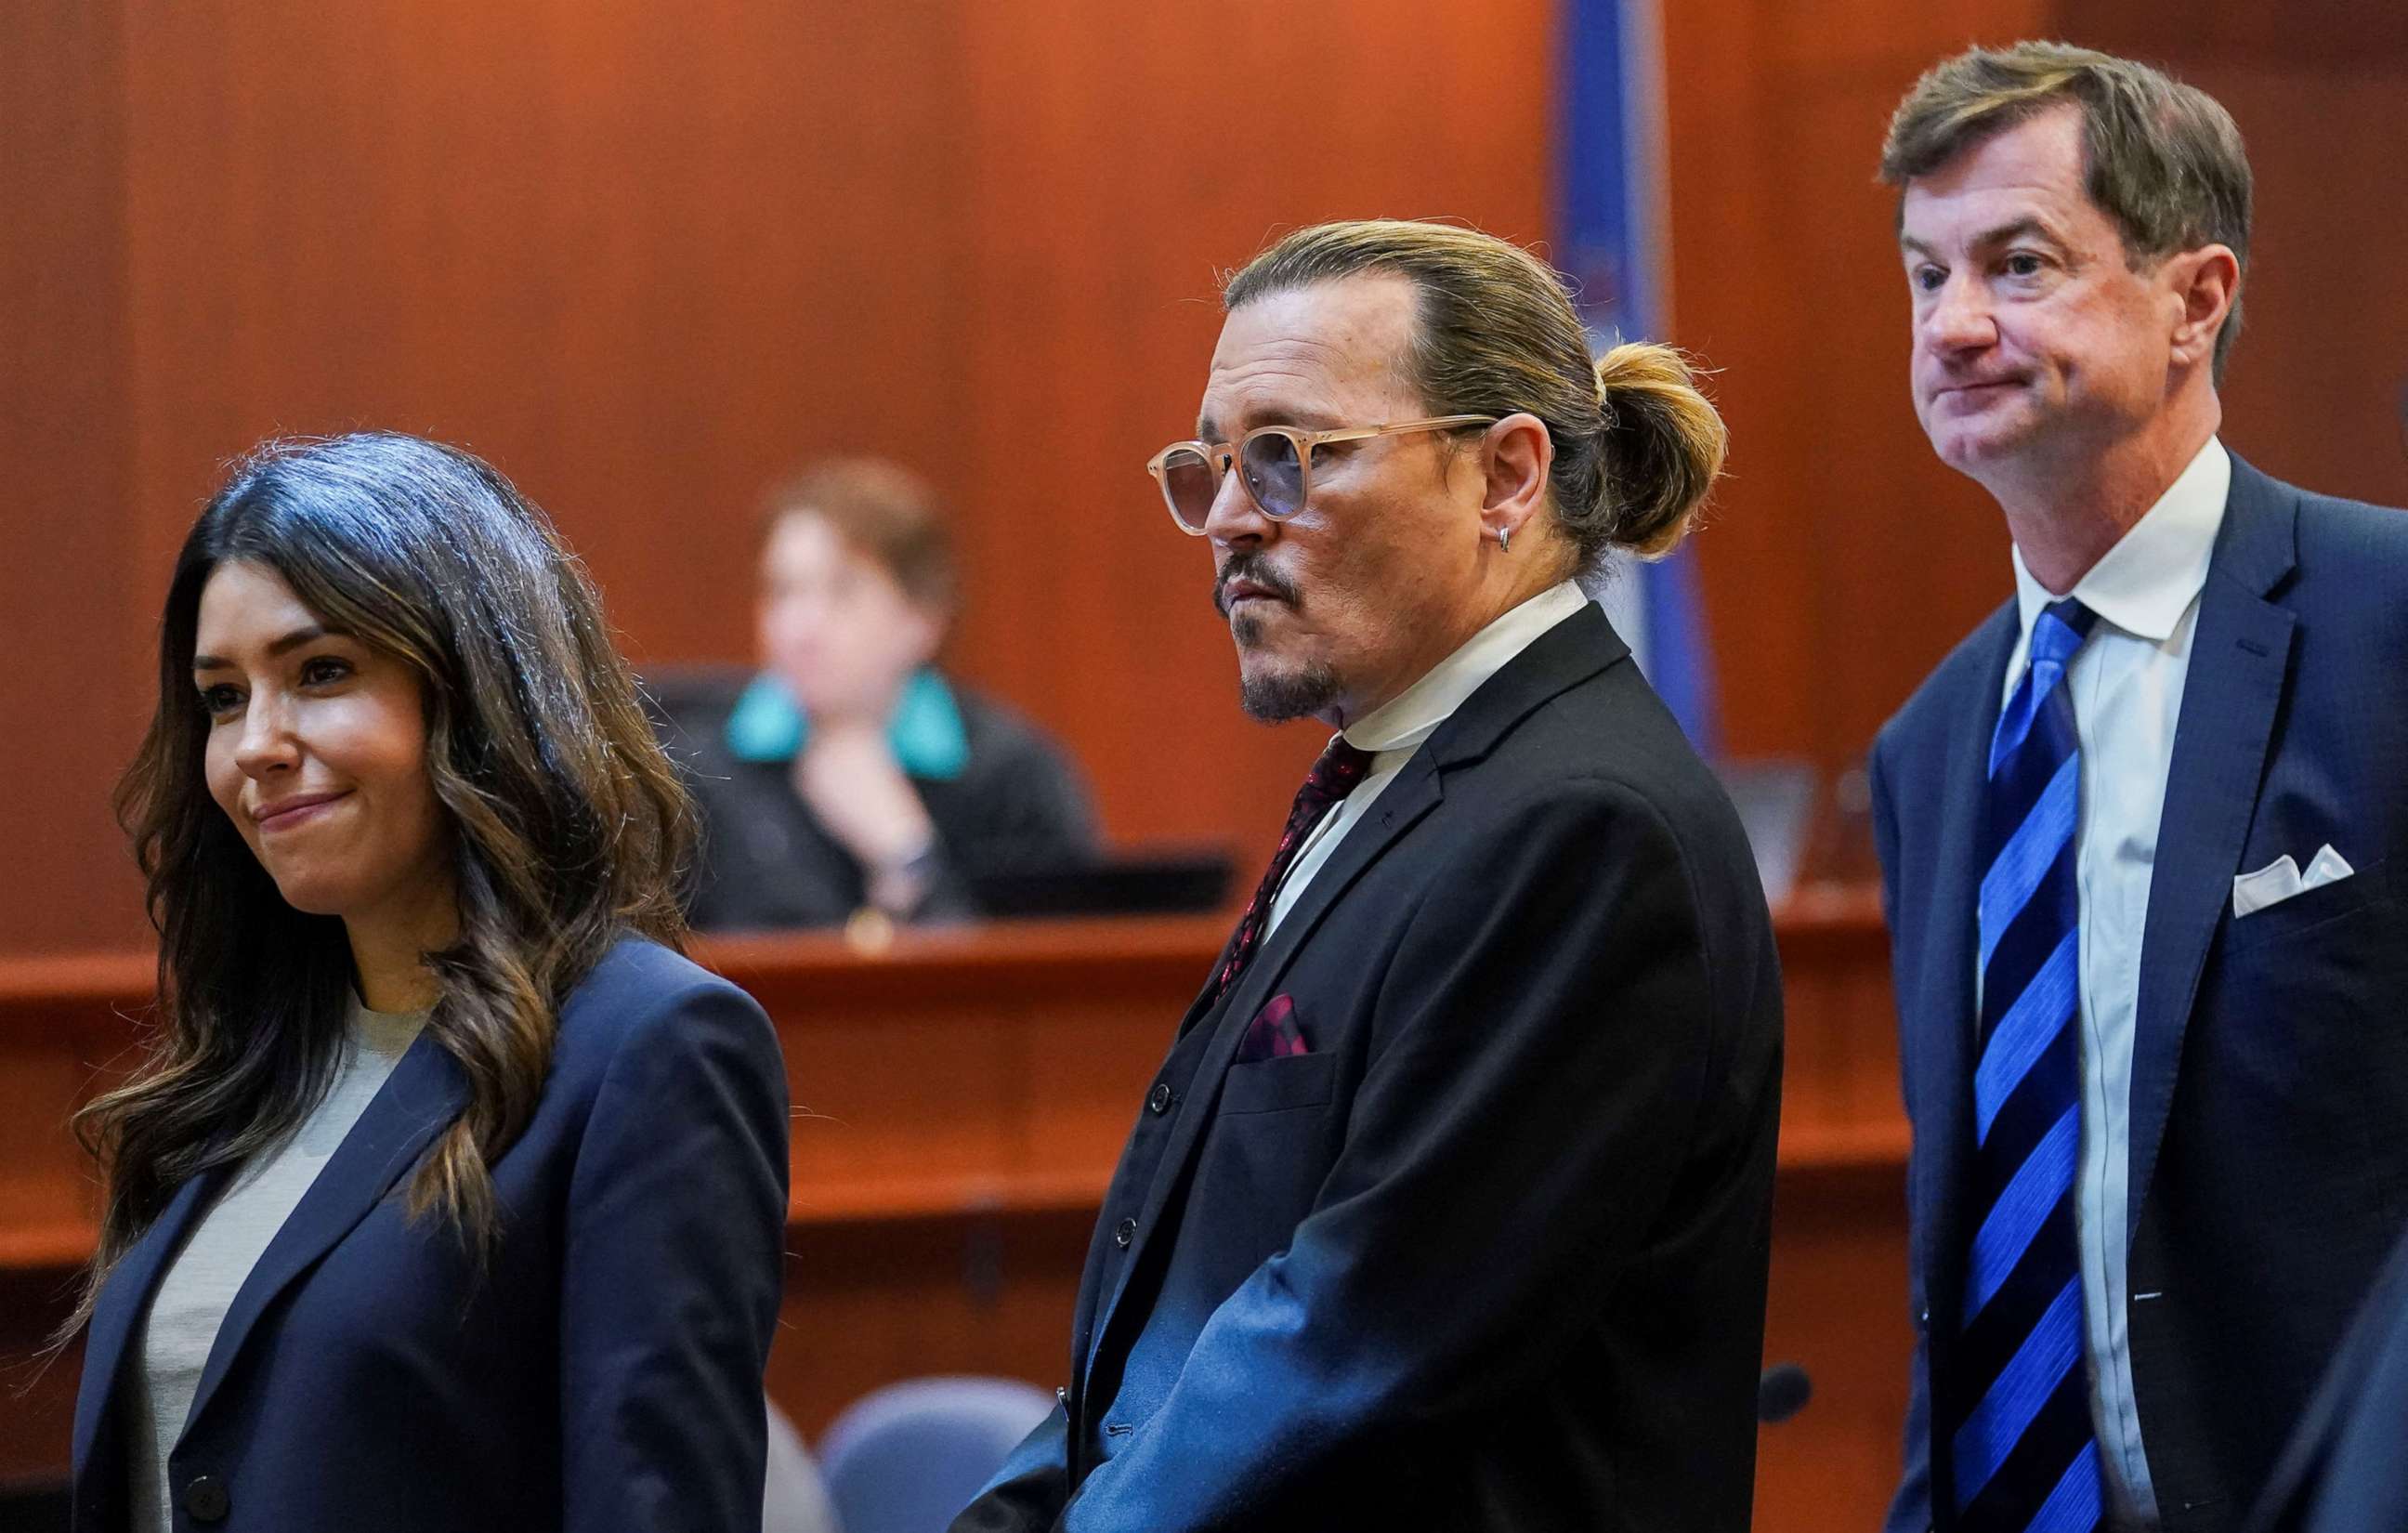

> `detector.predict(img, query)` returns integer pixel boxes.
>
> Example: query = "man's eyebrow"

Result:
[192,624,337,671]
[1975,216,2063,250]
[1197,403,1349,441]
[1902,217,2065,259]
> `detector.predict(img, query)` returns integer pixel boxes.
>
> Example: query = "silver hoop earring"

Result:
[1498,526,1512,554]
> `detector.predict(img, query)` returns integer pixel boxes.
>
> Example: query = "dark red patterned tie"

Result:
[1209,736,1376,1005]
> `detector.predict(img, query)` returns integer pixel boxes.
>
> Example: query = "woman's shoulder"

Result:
[932,683,1098,855]
[571,931,727,996]
[538,934,789,1193]
[949,684,1081,777]
[550,935,775,1076]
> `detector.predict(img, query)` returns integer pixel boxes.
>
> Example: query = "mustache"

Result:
[1212,552,1302,617]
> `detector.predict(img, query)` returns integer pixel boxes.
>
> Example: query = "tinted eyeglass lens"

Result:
[1240,430,1306,518]
[1159,448,1218,531]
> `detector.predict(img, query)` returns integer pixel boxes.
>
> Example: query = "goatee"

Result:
[1238,660,1342,723]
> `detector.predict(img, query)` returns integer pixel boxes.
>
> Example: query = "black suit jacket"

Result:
[953,603,1786,1532]
[1873,458,2408,1533]
[70,937,791,1533]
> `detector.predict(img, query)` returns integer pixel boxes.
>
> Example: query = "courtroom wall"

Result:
[6,0,2405,958]
[0,0,1553,954]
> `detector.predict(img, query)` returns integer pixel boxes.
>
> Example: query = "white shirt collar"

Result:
[2009,437,2230,646]
[1339,581,1590,756]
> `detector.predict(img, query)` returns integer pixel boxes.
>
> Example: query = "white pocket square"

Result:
[2231,845,2354,918]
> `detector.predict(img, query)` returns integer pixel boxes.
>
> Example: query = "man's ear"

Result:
[1479,413,1553,547]
[2167,243,2241,373]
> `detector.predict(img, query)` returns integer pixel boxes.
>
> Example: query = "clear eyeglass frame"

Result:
[1144,414,1498,534]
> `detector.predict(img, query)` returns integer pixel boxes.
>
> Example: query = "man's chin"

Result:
[1928,413,2036,477]
[1237,654,1343,725]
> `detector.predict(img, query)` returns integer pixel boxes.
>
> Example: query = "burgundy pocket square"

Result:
[1236,993,1311,1064]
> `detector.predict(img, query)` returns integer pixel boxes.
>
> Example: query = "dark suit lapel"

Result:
[1082,601,1620,1382]
[2127,458,2297,1236]
[72,1169,224,1476]
[179,1029,467,1434]
[1214,761,1442,1034]
[1915,607,2021,1320]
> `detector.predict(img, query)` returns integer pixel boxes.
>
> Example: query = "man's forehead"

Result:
[1899,107,2088,239]
[1201,274,1420,430]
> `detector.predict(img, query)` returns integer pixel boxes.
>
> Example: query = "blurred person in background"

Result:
[674,459,1096,930]
[68,432,789,1533]
[1869,43,2408,1533]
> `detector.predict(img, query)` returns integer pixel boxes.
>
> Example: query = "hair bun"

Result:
[1591,343,1727,557]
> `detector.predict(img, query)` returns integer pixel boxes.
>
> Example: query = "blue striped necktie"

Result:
[1952,596,2102,1533]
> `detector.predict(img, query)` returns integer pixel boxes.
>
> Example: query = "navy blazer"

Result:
[954,603,1786,1532]
[2245,1218,2408,1533]
[1873,457,2408,1533]
[70,936,791,1533]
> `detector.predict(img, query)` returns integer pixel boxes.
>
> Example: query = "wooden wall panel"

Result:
[2147,63,2408,509]
[8,3,2403,961]
[0,0,1554,960]
[0,2,145,954]
[1661,0,2050,774]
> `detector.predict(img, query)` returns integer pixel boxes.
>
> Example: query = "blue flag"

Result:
[1559,0,1720,755]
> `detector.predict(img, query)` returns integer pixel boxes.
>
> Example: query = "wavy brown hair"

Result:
[64,431,694,1340]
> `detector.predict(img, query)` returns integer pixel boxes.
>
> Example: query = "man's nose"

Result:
[1202,456,1273,546]
[1922,271,1997,354]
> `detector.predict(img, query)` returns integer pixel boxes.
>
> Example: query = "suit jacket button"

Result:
[1057,1385,1070,1409]
[1147,1081,1173,1114]
[182,1474,230,1523]
[1113,1217,1137,1249]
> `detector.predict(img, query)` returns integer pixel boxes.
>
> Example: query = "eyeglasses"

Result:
[1145,415,1498,534]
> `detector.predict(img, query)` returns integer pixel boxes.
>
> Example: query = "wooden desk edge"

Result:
[0,896,1904,1275]
[0,894,1886,1020]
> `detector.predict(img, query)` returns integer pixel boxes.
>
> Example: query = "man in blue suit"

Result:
[1870,43,2408,1533]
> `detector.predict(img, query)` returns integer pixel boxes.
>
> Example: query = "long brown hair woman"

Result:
[67,431,789,1533]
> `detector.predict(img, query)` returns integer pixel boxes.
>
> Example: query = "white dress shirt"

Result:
[1268,580,1590,934]
[1987,436,2230,1528]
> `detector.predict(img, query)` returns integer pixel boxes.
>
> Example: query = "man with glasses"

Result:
[953,219,1783,1532]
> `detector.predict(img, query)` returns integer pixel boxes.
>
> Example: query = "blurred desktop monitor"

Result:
[1709,757,1819,908]
[966,852,1233,919]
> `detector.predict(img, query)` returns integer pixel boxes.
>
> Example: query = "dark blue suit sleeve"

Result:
[1053,780,1772,1530]
[558,976,792,1532]
[1871,743,1936,1533]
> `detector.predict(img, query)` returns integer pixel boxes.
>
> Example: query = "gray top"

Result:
[124,997,427,1533]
